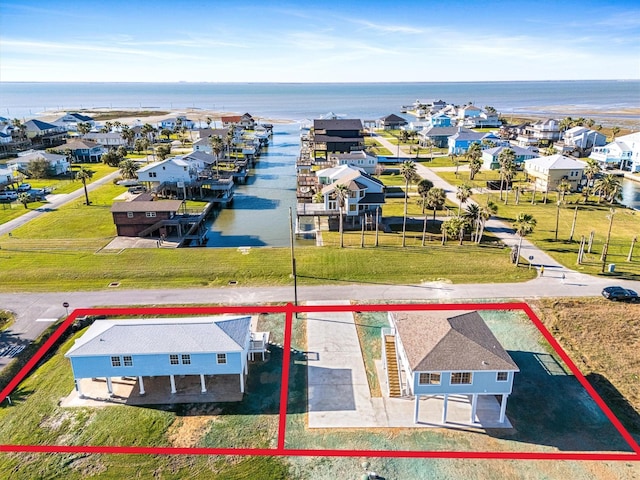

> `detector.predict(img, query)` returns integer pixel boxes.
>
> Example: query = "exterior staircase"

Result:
[384,335,402,397]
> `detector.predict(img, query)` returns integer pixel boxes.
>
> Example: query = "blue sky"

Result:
[1,0,639,82]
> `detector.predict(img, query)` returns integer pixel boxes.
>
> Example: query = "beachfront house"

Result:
[462,110,502,128]
[53,112,96,131]
[8,150,70,176]
[221,113,256,130]
[556,127,607,156]
[426,112,453,128]
[527,119,562,142]
[590,132,640,172]
[383,310,519,425]
[457,104,483,121]
[524,154,586,192]
[160,116,196,130]
[65,316,255,400]
[481,145,539,170]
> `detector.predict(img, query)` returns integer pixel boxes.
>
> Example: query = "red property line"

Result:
[1,302,639,462]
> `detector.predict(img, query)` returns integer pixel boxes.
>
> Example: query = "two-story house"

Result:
[590,132,640,172]
[481,145,539,170]
[110,197,185,237]
[524,154,586,192]
[385,310,519,425]
[8,150,70,176]
[310,119,364,159]
[56,139,107,163]
[159,116,196,130]
[24,119,67,146]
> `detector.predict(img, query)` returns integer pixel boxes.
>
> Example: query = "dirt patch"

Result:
[166,405,222,448]
[531,298,640,431]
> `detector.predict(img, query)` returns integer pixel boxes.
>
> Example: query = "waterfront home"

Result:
[556,126,607,156]
[447,129,486,155]
[426,111,453,128]
[457,104,483,120]
[328,151,378,174]
[462,110,502,128]
[384,310,518,425]
[524,154,586,192]
[84,132,128,148]
[111,197,185,237]
[55,139,107,163]
[481,145,538,170]
[193,127,231,142]
[159,116,195,130]
[221,113,256,130]
[310,119,364,158]
[377,114,408,130]
[0,167,13,188]
[65,316,256,400]
[526,119,562,142]
[53,112,95,131]
[23,119,67,146]
[9,150,70,176]
[137,157,194,185]
[590,132,640,172]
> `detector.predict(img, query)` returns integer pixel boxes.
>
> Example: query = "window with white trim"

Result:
[217,353,227,364]
[127,212,134,218]
[169,354,179,365]
[123,355,133,367]
[111,356,121,367]
[497,372,509,382]
[450,372,473,384]
[418,372,441,385]
[181,354,191,365]
[146,212,156,218]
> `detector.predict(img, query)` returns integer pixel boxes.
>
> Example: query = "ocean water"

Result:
[1,81,639,125]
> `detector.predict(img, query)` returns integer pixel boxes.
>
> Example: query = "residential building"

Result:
[448,129,486,155]
[526,119,562,142]
[318,165,385,218]
[221,113,256,130]
[53,112,95,131]
[137,158,194,185]
[56,139,106,163]
[327,151,378,174]
[481,145,539,170]
[590,132,640,172]
[159,116,196,130]
[9,150,70,176]
[419,126,469,149]
[84,132,128,148]
[426,112,453,128]
[556,126,607,156]
[0,167,13,188]
[384,310,519,425]
[111,198,185,237]
[23,119,67,146]
[524,154,586,192]
[309,119,364,158]
[65,316,254,400]
[377,114,408,130]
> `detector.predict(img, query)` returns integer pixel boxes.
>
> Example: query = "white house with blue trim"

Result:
[384,310,519,425]
[65,316,254,399]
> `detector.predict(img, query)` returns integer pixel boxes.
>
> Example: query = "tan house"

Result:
[524,154,585,192]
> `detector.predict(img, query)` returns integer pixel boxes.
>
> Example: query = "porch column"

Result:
[240,373,245,393]
[442,394,448,424]
[138,376,145,395]
[499,394,509,423]
[244,358,248,374]
[470,394,478,423]
[200,374,207,393]
[75,379,84,399]
[106,377,113,396]
[414,394,420,424]
[169,375,177,394]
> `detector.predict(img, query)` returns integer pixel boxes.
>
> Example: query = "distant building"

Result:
[590,132,640,172]
[9,150,70,176]
[55,139,106,163]
[159,116,195,130]
[328,151,378,174]
[377,114,408,130]
[310,119,364,158]
[481,145,538,170]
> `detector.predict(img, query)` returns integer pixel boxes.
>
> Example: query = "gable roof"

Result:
[11,151,67,163]
[483,145,538,157]
[182,151,216,164]
[58,139,102,150]
[65,316,251,357]
[392,311,519,372]
[380,114,407,124]
[25,119,60,132]
[137,157,188,173]
[422,126,469,137]
[525,154,586,170]
[111,199,184,213]
[56,112,94,122]
[221,115,242,123]
[449,130,485,142]
[314,119,363,131]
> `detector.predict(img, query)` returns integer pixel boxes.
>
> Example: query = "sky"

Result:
[1,0,639,83]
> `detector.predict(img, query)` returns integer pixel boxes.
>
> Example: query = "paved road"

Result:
[0,170,121,237]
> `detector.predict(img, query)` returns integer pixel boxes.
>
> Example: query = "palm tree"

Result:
[456,183,472,214]
[400,160,418,247]
[119,158,139,180]
[76,166,95,205]
[467,143,483,180]
[442,216,468,245]
[556,180,572,203]
[611,126,620,140]
[210,135,224,177]
[463,203,481,241]
[416,179,434,214]
[512,213,537,266]
[206,117,212,128]
[426,187,446,220]
[334,184,349,248]
[498,148,516,201]
[161,128,172,141]
[17,192,31,209]
[121,125,135,148]
[583,158,601,203]
[476,201,498,244]
[77,122,92,136]
[594,174,622,204]
[543,145,556,156]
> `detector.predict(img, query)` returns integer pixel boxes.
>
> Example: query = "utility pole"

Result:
[289,207,298,312]
[601,209,616,272]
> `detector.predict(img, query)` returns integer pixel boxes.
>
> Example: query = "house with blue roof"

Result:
[447,129,485,155]
[65,316,257,400]
[481,145,539,170]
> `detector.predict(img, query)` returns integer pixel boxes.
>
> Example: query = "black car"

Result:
[602,286,639,302]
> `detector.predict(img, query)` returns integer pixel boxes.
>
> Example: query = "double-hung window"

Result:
[450,372,473,384]
[418,372,441,385]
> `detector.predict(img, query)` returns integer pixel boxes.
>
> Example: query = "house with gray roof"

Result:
[384,310,519,425]
[481,145,539,170]
[376,114,408,130]
[65,316,254,400]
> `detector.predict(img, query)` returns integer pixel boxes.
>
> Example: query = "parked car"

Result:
[602,286,639,302]
[17,183,31,192]
[128,185,147,194]
[0,190,18,201]
[27,188,48,201]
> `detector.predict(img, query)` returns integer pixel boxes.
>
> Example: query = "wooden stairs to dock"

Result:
[385,335,402,397]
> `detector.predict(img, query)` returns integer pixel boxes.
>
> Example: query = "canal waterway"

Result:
[621,178,640,210]
[204,123,314,247]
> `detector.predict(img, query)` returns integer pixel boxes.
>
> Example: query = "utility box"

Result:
[608,264,616,272]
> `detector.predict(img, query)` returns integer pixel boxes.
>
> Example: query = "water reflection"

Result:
[621,178,640,210]
[204,124,314,247]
